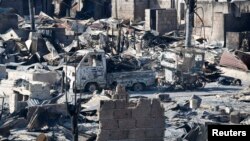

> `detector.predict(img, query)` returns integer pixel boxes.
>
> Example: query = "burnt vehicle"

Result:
[158,48,206,90]
[217,76,242,86]
[64,49,156,92]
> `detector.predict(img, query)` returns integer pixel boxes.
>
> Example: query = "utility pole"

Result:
[28,0,35,31]
[117,24,121,55]
[185,0,196,48]
[72,20,80,141]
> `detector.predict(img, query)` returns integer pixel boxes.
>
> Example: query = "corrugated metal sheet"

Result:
[219,51,249,71]
[27,98,41,107]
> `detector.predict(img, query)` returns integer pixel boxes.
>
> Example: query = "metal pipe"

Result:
[73,55,78,141]
[0,97,4,120]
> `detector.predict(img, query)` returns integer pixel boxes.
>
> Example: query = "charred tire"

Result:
[132,83,145,92]
[86,83,98,93]
[234,79,242,86]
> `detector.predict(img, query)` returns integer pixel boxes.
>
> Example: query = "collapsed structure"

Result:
[97,85,165,141]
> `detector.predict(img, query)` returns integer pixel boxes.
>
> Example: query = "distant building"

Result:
[111,0,185,34]
[52,0,111,19]
[111,0,185,21]
[194,0,250,49]
[0,0,54,16]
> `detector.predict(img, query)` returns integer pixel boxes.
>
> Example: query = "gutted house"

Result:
[111,0,183,21]
[194,0,250,49]
[53,0,111,19]
[111,0,185,34]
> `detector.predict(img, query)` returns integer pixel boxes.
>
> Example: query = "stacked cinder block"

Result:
[112,85,129,101]
[112,0,135,20]
[9,81,50,113]
[9,92,28,113]
[97,85,165,141]
[156,9,177,34]
[145,8,177,35]
[0,79,16,96]
[134,0,150,21]
[150,0,172,9]
[112,0,174,21]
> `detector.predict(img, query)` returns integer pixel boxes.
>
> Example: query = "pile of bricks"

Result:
[97,85,165,141]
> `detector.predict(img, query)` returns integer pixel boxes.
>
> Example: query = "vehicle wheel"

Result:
[196,78,206,89]
[234,79,242,86]
[132,83,144,92]
[86,83,98,93]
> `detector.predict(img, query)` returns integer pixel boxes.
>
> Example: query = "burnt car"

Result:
[217,76,242,86]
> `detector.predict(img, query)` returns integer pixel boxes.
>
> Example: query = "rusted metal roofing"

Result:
[219,51,249,71]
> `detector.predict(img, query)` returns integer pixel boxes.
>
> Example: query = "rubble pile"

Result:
[161,92,250,140]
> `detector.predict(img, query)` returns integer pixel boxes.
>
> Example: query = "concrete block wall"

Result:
[194,1,250,43]
[145,8,177,34]
[149,0,171,9]
[112,0,174,21]
[134,0,149,21]
[9,91,17,113]
[8,70,58,85]
[97,98,165,141]
[0,80,16,96]
[112,85,129,101]
[112,0,135,20]
[195,2,213,28]
[211,12,224,41]
[156,9,177,34]
[226,32,240,50]
[9,92,28,113]
[28,81,50,100]
[32,72,58,85]
[145,9,151,31]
